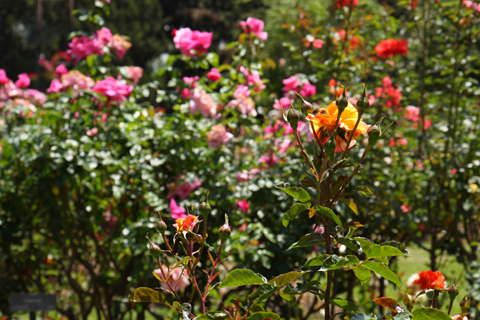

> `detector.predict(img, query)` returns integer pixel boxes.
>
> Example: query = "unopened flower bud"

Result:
[368,125,381,145]
[219,214,231,242]
[200,190,212,219]
[157,219,167,235]
[448,281,459,303]
[296,92,314,115]
[356,84,369,113]
[336,86,348,115]
[287,105,300,132]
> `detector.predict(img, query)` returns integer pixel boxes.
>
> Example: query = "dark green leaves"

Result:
[314,206,342,227]
[411,308,452,320]
[287,233,324,251]
[275,185,311,206]
[219,269,265,288]
[353,266,371,286]
[361,261,401,286]
[282,203,308,227]
[129,287,172,306]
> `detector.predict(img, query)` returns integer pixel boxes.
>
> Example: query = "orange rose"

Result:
[413,270,445,290]
[306,100,369,152]
[174,214,199,232]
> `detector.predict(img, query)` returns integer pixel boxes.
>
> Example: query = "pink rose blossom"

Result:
[451,168,458,175]
[273,97,292,110]
[25,89,47,106]
[206,124,234,149]
[101,113,108,123]
[404,106,420,122]
[92,76,134,102]
[15,73,30,88]
[259,154,278,166]
[415,160,425,170]
[111,34,132,60]
[61,71,95,90]
[239,67,265,92]
[47,79,63,93]
[86,127,98,137]
[167,177,202,200]
[183,76,199,84]
[227,94,257,117]
[67,36,104,63]
[313,224,325,233]
[55,64,68,78]
[278,138,294,154]
[96,27,113,46]
[189,89,218,117]
[234,85,251,98]
[0,69,10,85]
[282,74,315,98]
[126,66,143,84]
[398,137,408,146]
[173,28,213,57]
[181,88,191,98]
[312,39,324,49]
[300,82,316,97]
[400,204,412,213]
[207,68,221,82]
[239,17,268,41]
[236,200,250,213]
[235,169,259,183]
[0,81,20,100]
[153,266,190,292]
[170,198,187,220]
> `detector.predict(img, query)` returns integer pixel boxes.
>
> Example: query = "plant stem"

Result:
[324,218,332,320]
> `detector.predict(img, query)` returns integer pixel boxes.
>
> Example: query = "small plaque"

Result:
[9,294,57,312]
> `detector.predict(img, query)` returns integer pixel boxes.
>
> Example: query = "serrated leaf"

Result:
[304,254,330,267]
[331,299,357,311]
[282,203,308,227]
[362,261,401,286]
[353,266,371,286]
[364,245,406,259]
[129,287,172,306]
[248,283,275,303]
[219,269,265,288]
[320,255,359,271]
[314,206,342,227]
[287,233,324,251]
[268,271,308,287]
[411,308,452,320]
[381,241,410,256]
[275,186,311,207]
[339,198,358,215]
[246,312,281,320]
[337,238,363,254]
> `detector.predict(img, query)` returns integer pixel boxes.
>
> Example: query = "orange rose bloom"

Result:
[174,214,199,232]
[413,270,445,290]
[306,100,369,152]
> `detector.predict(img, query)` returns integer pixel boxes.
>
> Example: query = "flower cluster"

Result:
[173,28,213,57]
[282,74,316,98]
[239,17,268,40]
[375,76,402,108]
[92,76,134,102]
[47,70,95,94]
[375,39,408,58]
[206,124,234,149]
[404,106,432,130]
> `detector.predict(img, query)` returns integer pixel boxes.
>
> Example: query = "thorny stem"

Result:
[203,241,225,304]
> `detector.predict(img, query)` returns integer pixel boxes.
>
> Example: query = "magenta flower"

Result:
[55,64,68,78]
[239,66,266,92]
[239,17,268,41]
[236,200,250,213]
[207,68,221,82]
[300,82,316,97]
[0,69,10,85]
[96,27,113,46]
[258,154,278,166]
[173,28,213,57]
[170,198,187,220]
[206,124,234,149]
[15,73,30,88]
[273,97,293,111]
[92,76,134,102]
[67,36,104,63]
[282,74,315,98]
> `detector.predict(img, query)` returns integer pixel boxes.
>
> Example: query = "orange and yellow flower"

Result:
[306,100,369,152]
[174,214,199,232]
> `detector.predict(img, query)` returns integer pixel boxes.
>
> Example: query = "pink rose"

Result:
[239,17,268,41]
[273,97,293,110]
[67,36,104,63]
[92,76,134,102]
[96,27,113,46]
[126,66,143,84]
[153,266,190,292]
[86,127,99,137]
[207,68,221,82]
[401,204,412,213]
[167,177,202,200]
[227,94,257,117]
[189,89,218,117]
[47,79,64,93]
[259,154,278,166]
[25,89,47,106]
[235,169,259,182]
[234,85,251,98]
[206,124,234,149]
[170,198,187,220]
[239,67,266,92]
[300,82,316,97]
[111,34,132,60]
[312,39,324,49]
[173,28,213,57]
[15,73,30,88]
[61,71,95,90]
[404,106,420,122]
[236,200,250,213]
[0,69,10,85]
[55,64,68,78]
[183,76,199,84]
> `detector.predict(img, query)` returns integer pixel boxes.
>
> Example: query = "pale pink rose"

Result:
[404,106,420,122]
[313,224,325,233]
[207,68,221,82]
[206,124,234,149]
[0,81,21,100]
[415,160,424,170]
[15,73,30,88]
[183,76,199,84]
[239,17,268,41]
[86,127,98,136]
[101,113,108,123]
[368,94,376,106]
[111,34,132,60]
[124,66,143,84]
[154,266,190,292]
[173,28,213,57]
[96,27,113,46]
[297,121,314,141]
[239,67,265,92]
[227,94,257,117]
[273,97,292,110]
[55,64,68,78]
[300,82,316,97]
[170,198,187,220]
[61,71,95,90]
[189,89,218,117]
[25,89,47,106]
[312,39,324,49]
[0,69,10,85]
[259,154,278,166]
[234,84,251,98]
[67,36,104,63]
[92,76,134,102]
[400,204,412,213]
[235,169,259,182]
[167,177,202,200]
[236,200,250,213]
[278,138,294,154]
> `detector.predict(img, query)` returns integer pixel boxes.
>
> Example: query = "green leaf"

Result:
[411,308,452,320]
[361,261,401,286]
[337,238,362,254]
[314,206,342,227]
[339,198,358,215]
[381,241,410,256]
[248,283,275,303]
[351,313,377,320]
[353,266,371,286]
[246,312,282,320]
[268,271,308,287]
[364,245,406,259]
[275,186,311,206]
[282,203,308,227]
[197,312,229,320]
[320,255,359,271]
[331,299,357,311]
[219,269,265,288]
[356,186,374,195]
[394,312,412,320]
[353,237,374,252]
[304,254,330,267]
[287,233,324,251]
[129,287,172,306]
